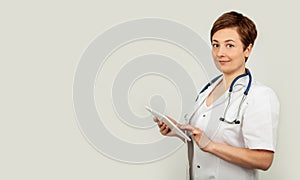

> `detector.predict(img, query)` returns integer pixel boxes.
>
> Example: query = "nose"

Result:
[215,45,226,57]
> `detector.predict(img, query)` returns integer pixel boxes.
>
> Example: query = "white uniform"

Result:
[186,75,280,180]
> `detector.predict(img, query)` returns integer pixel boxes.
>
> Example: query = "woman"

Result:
[155,11,280,180]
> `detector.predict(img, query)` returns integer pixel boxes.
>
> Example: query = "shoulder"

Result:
[246,80,280,109]
[248,81,278,99]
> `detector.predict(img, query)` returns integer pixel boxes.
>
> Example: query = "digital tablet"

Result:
[145,106,191,141]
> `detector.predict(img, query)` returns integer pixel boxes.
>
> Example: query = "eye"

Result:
[226,44,234,48]
[212,43,219,48]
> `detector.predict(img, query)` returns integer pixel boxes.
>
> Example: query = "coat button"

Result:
[197,165,200,168]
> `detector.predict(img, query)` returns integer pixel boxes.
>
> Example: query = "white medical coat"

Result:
[186,75,280,180]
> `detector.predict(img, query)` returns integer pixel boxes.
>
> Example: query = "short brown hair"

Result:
[210,11,257,53]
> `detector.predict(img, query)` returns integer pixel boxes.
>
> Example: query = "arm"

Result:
[204,141,274,171]
[180,125,274,171]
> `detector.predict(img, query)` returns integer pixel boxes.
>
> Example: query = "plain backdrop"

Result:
[1,0,299,179]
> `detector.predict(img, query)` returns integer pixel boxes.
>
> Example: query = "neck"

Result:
[222,68,247,90]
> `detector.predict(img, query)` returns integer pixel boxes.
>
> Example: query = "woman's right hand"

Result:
[154,116,178,137]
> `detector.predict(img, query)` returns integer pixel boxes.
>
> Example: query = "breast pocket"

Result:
[218,111,244,147]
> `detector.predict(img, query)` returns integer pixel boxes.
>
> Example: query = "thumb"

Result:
[178,124,195,131]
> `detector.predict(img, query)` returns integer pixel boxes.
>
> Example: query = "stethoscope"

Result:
[186,68,252,125]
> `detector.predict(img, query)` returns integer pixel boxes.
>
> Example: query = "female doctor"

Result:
[155,11,280,180]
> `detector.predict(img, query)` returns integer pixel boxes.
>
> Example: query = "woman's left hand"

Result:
[179,124,211,149]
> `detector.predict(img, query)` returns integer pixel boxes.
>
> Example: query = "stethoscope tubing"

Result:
[188,69,252,125]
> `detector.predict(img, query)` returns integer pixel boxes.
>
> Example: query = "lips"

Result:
[218,60,230,64]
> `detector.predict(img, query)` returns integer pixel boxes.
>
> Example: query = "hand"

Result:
[179,124,211,149]
[154,116,178,137]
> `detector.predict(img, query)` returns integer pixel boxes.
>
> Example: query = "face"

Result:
[211,27,252,76]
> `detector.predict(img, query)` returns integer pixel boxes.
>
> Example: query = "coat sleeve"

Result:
[242,86,280,151]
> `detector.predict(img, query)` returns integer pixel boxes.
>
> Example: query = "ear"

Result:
[244,44,253,58]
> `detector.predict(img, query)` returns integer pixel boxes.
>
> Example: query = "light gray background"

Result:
[1,0,299,179]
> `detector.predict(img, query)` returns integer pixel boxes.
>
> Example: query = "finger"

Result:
[161,123,168,130]
[157,120,164,127]
[191,128,202,134]
[159,126,166,134]
[159,123,166,132]
[175,123,183,128]
[178,124,195,131]
[161,126,170,135]
[160,123,170,132]
[153,117,159,123]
